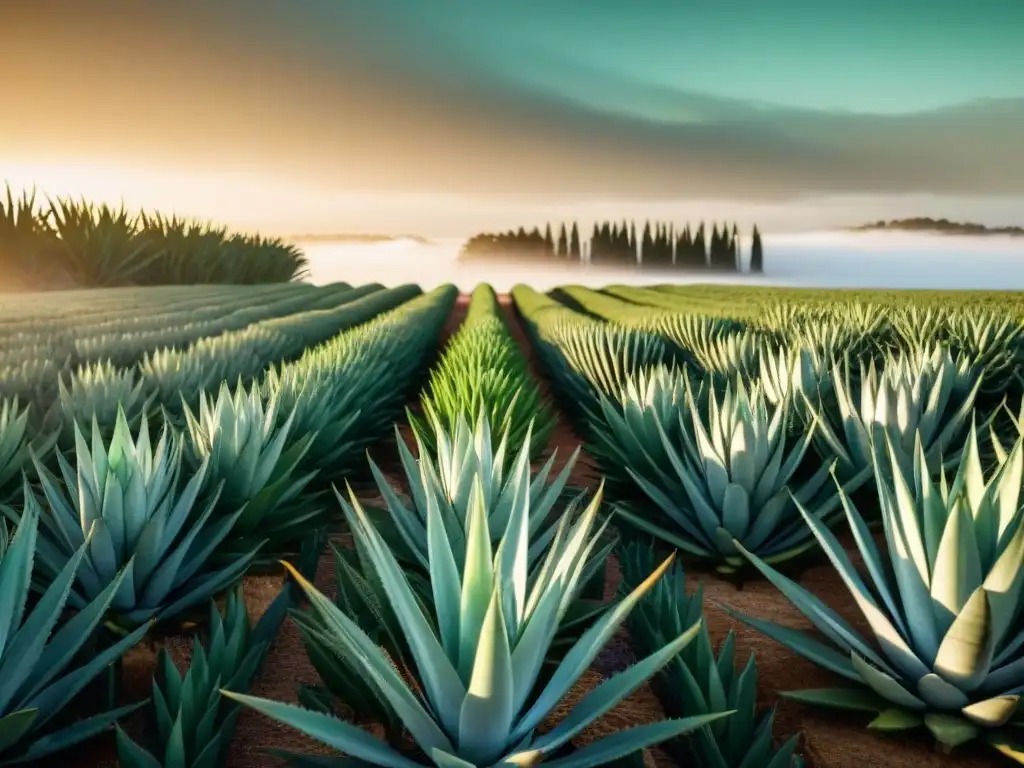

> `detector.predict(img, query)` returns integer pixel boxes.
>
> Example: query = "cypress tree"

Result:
[569,222,581,260]
[544,223,554,255]
[676,225,691,267]
[694,222,707,267]
[730,223,739,271]
[629,221,637,261]
[591,223,602,264]
[750,225,764,273]
[557,223,568,258]
[641,221,653,266]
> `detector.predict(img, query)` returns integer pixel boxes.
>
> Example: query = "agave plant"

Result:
[21,409,261,629]
[0,397,39,502]
[586,364,700,501]
[183,381,320,557]
[225,483,730,767]
[0,497,149,764]
[758,344,832,416]
[811,345,982,482]
[944,309,1024,397]
[363,414,611,667]
[114,528,324,768]
[368,413,584,567]
[55,360,155,448]
[0,184,58,284]
[620,543,804,768]
[729,429,1024,760]
[613,377,859,572]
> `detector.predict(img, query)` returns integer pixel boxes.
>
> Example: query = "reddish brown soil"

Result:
[65,293,1005,767]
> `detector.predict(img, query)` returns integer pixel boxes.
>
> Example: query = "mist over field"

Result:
[303,231,1024,293]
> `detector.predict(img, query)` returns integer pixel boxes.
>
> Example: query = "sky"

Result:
[2,0,1022,237]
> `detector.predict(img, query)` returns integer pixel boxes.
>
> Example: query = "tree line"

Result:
[460,220,764,272]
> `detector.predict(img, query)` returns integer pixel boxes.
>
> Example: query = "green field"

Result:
[0,272,1022,768]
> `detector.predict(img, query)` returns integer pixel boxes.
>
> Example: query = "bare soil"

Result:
[63,293,1006,767]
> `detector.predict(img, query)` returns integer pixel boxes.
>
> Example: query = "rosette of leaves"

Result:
[0,498,149,763]
[55,360,155,448]
[0,397,45,503]
[758,344,832,423]
[620,543,804,768]
[21,409,261,629]
[183,381,319,559]
[586,364,701,501]
[115,529,325,768]
[811,345,982,482]
[612,377,855,572]
[225,483,730,767]
[944,308,1024,397]
[362,414,611,667]
[728,428,1024,760]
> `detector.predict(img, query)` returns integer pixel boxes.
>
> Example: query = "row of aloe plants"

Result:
[513,284,1024,762]
[0,284,458,764]
[1,184,309,288]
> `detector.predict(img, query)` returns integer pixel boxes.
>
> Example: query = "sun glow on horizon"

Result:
[0,160,309,232]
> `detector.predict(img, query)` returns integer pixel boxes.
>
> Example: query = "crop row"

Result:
[512,283,1024,764]
[0,284,424,445]
[0,283,366,387]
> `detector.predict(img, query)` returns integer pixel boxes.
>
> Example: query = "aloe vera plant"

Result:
[22,410,261,629]
[0,497,149,764]
[730,428,1024,760]
[611,377,858,572]
[184,381,319,557]
[620,543,804,768]
[225,483,731,767]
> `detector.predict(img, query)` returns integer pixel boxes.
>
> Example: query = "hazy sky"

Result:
[2,0,1022,237]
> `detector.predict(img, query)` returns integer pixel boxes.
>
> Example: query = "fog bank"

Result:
[303,231,1024,293]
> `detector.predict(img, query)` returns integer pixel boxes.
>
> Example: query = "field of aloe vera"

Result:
[1,276,1023,768]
